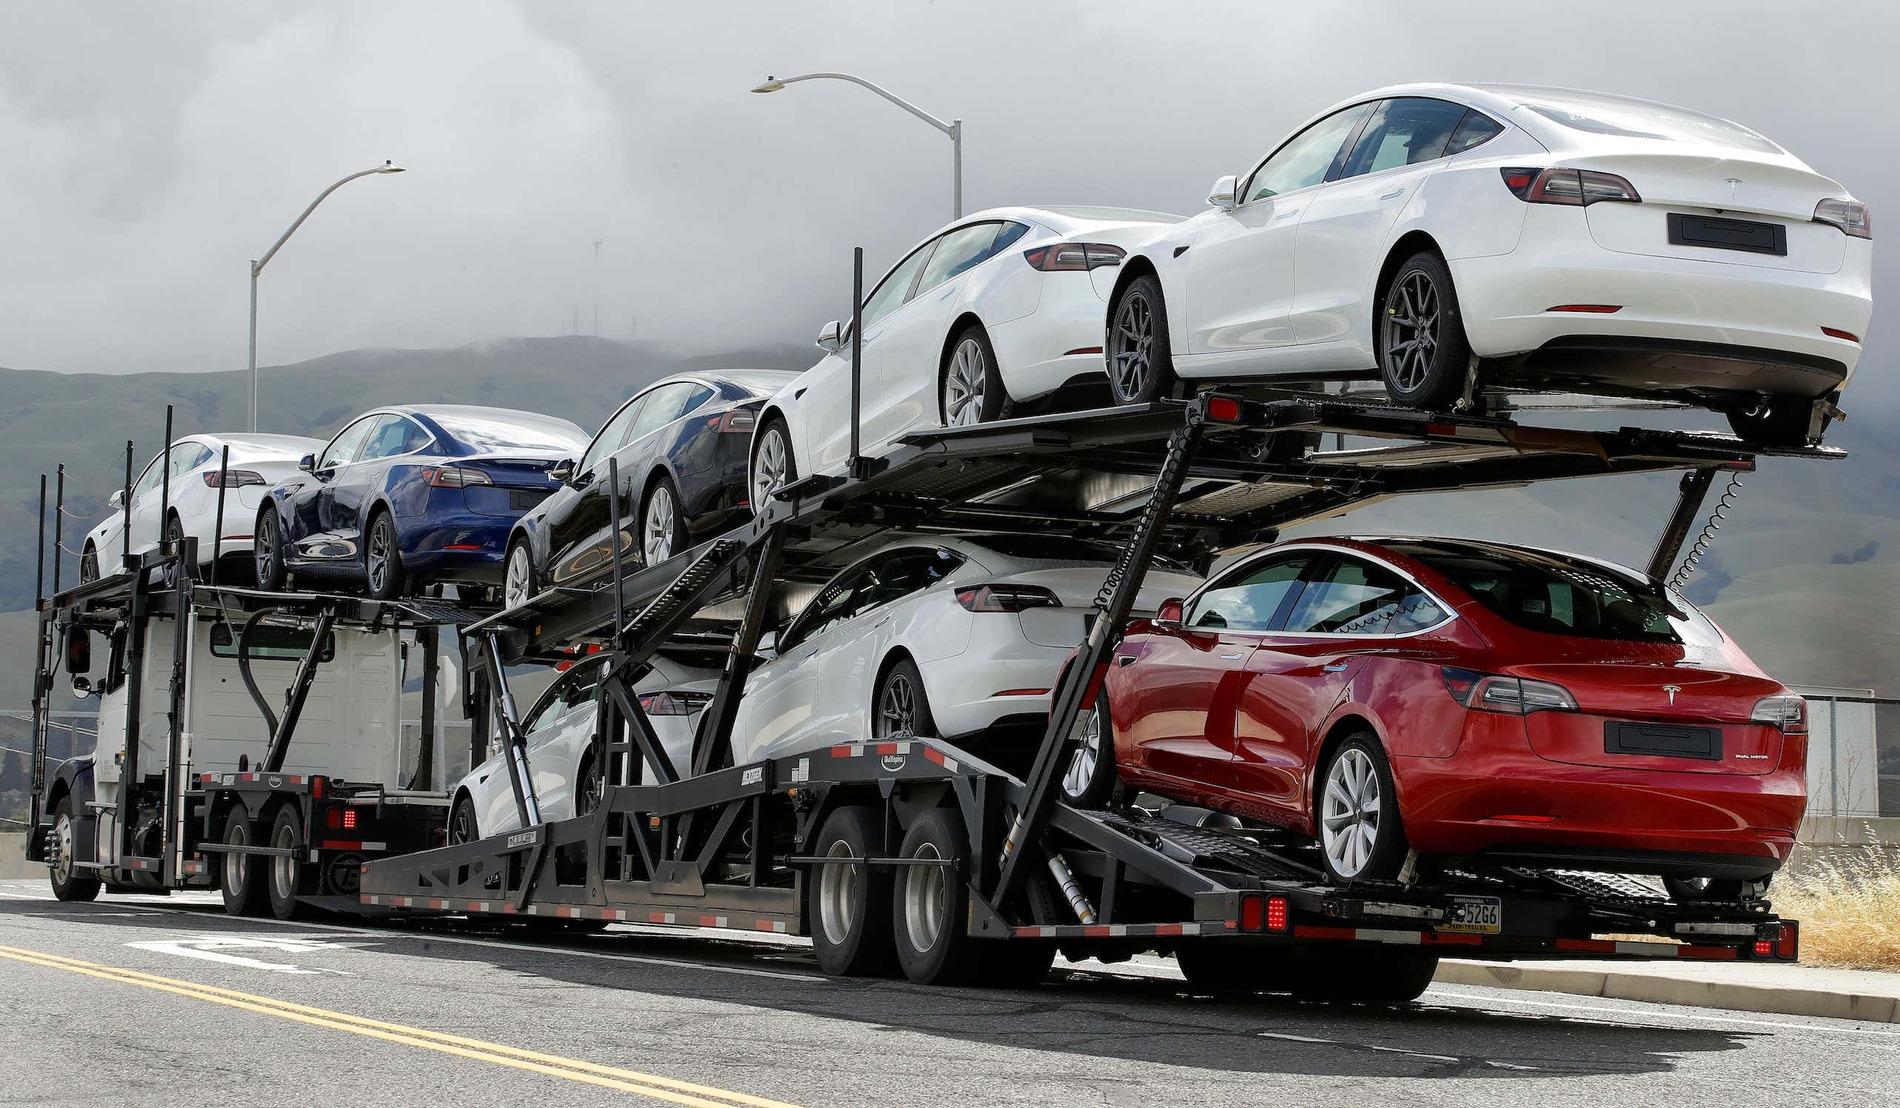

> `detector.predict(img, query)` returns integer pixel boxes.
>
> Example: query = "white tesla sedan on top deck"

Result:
[1100,84,1872,445]
[748,206,1180,506]
[79,432,323,584]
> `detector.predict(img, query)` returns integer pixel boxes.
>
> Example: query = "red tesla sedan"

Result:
[1067,537,1808,894]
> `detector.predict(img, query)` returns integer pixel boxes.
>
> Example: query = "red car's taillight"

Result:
[956,583,1061,612]
[1750,694,1807,734]
[1023,242,1126,271]
[1500,167,1640,206]
[1442,667,1578,714]
[424,466,493,488]
[202,469,265,488]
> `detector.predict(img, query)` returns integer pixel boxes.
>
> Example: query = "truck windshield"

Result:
[209,622,336,662]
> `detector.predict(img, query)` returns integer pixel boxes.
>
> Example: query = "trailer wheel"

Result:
[48,796,101,903]
[809,806,896,977]
[1287,945,1439,1005]
[220,805,267,917]
[892,807,983,986]
[266,806,310,921]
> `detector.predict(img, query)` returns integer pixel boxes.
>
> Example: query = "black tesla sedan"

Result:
[502,369,797,607]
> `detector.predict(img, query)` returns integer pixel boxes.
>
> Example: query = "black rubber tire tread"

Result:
[47,796,102,903]
[941,323,1011,425]
[809,805,897,978]
[1316,733,1410,884]
[266,804,308,921]
[892,807,981,986]
[220,804,267,918]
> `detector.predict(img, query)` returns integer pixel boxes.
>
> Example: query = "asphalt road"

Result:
[1,880,1893,1107]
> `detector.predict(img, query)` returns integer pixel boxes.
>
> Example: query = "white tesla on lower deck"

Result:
[748,206,1179,506]
[728,533,1201,765]
[1101,83,1871,445]
[80,432,323,583]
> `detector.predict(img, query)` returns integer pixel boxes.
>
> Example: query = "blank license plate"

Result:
[1668,213,1787,256]
[1442,895,1502,934]
[1606,721,1721,761]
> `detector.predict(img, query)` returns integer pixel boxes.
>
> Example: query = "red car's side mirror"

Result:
[1155,598,1184,626]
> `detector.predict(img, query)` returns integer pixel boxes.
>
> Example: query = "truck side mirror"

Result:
[65,626,92,675]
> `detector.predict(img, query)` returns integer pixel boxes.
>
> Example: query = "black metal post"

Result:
[35,474,46,607]
[608,456,627,640]
[849,246,863,476]
[409,626,439,791]
[262,607,337,773]
[208,445,230,586]
[692,525,785,779]
[485,631,540,829]
[1648,468,1719,581]
[122,440,134,566]
[157,404,173,553]
[52,465,65,596]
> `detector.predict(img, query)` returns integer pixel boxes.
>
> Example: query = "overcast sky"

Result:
[2,0,1893,396]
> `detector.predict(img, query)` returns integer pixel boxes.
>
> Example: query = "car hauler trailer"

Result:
[356,391,1817,1000]
[25,539,472,919]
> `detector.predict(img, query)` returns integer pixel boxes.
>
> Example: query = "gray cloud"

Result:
[2,0,1893,403]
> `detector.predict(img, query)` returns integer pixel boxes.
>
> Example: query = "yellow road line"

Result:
[0,943,797,1108]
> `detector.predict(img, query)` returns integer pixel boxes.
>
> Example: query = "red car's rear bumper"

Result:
[1393,715,1805,880]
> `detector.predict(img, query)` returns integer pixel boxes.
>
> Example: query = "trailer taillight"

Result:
[1756,921,1798,960]
[342,808,358,831]
[1239,893,1289,933]
[1205,395,1243,423]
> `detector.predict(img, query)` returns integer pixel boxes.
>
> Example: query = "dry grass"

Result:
[1774,844,1900,971]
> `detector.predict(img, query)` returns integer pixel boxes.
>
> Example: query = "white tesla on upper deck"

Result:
[1100,83,1872,445]
[748,205,1180,505]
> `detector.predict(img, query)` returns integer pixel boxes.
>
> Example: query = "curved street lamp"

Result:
[248,160,405,431]
[752,73,961,219]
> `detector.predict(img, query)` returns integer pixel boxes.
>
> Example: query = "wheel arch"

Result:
[872,646,925,732]
[936,313,991,421]
[1307,713,1387,832]
[1370,230,1448,355]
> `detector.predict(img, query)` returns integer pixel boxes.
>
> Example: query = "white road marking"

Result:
[126,935,356,976]
[1260,1029,1539,1070]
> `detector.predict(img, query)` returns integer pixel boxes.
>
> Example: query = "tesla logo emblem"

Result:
[1725,178,1742,201]
[1663,684,1682,705]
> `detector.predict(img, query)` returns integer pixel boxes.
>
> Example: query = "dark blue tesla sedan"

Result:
[254,405,590,600]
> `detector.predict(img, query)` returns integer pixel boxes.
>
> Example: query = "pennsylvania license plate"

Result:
[1442,895,1503,934]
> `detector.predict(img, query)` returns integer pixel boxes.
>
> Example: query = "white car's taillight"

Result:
[1500,167,1641,206]
[202,469,265,488]
[955,583,1061,612]
[1813,198,1871,239]
[1442,667,1579,714]
[1022,242,1125,271]
[639,690,714,717]
[1750,694,1808,733]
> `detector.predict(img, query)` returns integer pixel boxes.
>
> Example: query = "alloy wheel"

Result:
[576,758,604,816]
[817,838,860,946]
[902,842,947,953]
[1109,291,1153,402]
[943,338,988,427]
[52,811,74,885]
[1382,271,1441,394]
[504,544,533,608]
[643,485,677,564]
[1321,747,1382,879]
[878,673,917,737]
[450,803,476,845]
[80,546,99,583]
[255,514,276,585]
[224,820,248,895]
[752,427,788,507]
[366,516,393,593]
[1061,703,1102,800]
[271,818,298,904]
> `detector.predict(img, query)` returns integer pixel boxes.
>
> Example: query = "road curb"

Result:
[0,834,36,881]
[1437,960,1900,1024]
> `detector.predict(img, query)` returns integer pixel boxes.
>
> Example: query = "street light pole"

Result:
[248,160,405,431]
[752,73,962,219]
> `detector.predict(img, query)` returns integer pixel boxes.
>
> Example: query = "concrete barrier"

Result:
[0,832,40,880]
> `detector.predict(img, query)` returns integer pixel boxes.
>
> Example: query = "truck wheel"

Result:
[266,805,309,921]
[1288,944,1439,1005]
[809,806,896,977]
[1177,942,1300,994]
[220,805,267,917]
[48,796,102,903]
[892,807,983,986]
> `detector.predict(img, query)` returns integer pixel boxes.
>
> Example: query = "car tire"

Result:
[79,543,100,584]
[503,535,539,610]
[1106,274,1177,405]
[1287,944,1439,1005]
[1378,251,1472,411]
[1726,395,1820,448]
[267,805,308,921]
[641,476,690,566]
[941,325,1008,427]
[254,507,287,592]
[873,658,936,739]
[891,807,981,986]
[47,796,102,903]
[574,753,604,818]
[749,415,797,515]
[1316,733,1408,884]
[809,805,897,978]
[161,513,187,588]
[449,793,480,845]
[220,804,268,917]
[363,507,406,601]
[1058,689,1117,809]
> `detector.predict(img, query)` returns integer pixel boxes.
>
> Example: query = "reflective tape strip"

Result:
[1011,921,1220,939]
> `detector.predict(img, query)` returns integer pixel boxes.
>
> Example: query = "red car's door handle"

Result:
[1323,661,1350,672]
[1116,655,1137,667]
